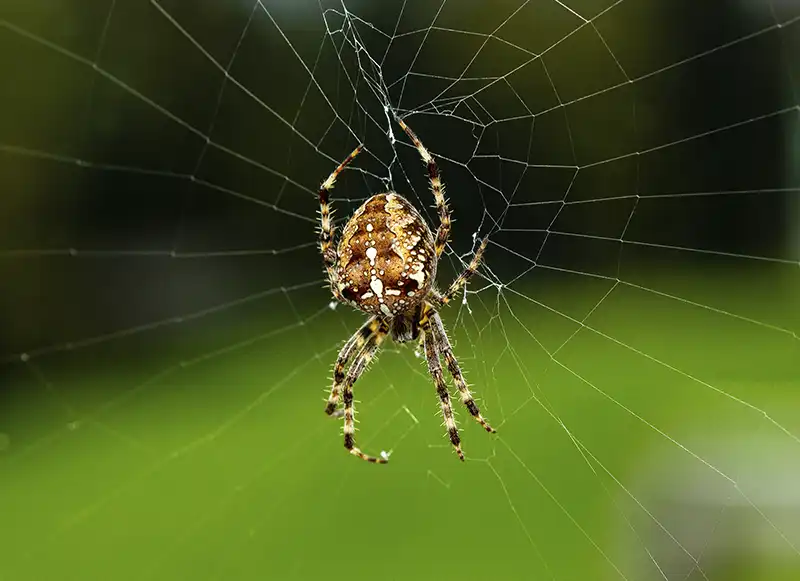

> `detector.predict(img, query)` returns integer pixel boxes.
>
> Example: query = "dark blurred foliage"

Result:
[0,0,796,360]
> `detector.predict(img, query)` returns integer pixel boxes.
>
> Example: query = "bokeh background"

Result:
[1,1,798,580]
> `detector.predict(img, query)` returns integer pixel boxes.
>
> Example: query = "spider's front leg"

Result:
[325,317,379,416]
[430,311,495,434]
[340,322,390,464]
[421,315,464,461]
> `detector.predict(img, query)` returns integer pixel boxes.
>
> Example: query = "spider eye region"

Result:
[337,193,436,317]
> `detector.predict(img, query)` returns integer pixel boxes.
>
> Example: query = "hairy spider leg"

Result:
[318,144,364,299]
[342,321,390,463]
[395,116,451,259]
[429,310,495,433]
[325,316,379,416]
[421,314,464,461]
[433,237,489,306]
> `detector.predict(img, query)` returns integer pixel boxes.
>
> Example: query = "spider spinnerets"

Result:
[317,115,495,464]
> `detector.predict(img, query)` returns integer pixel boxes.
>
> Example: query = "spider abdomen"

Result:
[337,193,436,317]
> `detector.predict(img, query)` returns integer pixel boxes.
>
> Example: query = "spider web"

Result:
[0,0,799,579]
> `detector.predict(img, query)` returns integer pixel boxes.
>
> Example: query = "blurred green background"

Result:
[0,1,799,580]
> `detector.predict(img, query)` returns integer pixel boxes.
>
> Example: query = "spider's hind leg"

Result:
[318,144,363,299]
[395,115,451,258]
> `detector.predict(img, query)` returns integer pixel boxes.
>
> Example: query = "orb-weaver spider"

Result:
[317,116,495,463]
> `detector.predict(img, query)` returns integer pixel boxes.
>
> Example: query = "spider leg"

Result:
[421,313,464,461]
[325,316,379,416]
[429,310,495,433]
[433,237,489,306]
[342,321,389,463]
[395,116,451,258]
[318,145,364,299]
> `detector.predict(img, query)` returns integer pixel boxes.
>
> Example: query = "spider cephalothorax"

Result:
[317,116,495,464]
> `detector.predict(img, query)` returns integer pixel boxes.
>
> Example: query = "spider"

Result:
[317,115,495,464]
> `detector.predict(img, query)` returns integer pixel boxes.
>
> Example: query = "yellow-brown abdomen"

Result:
[336,193,436,317]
